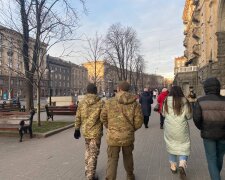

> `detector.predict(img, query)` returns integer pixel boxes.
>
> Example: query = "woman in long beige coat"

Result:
[162,86,192,178]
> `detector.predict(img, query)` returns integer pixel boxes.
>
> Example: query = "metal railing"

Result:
[175,66,198,73]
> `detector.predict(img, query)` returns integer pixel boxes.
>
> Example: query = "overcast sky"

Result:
[49,0,185,78]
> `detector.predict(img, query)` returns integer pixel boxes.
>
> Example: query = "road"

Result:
[0,106,225,180]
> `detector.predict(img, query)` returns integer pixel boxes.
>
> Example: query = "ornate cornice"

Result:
[183,0,195,23]
[183,0,191,23]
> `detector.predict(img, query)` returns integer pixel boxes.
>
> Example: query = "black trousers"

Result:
[160,113,165,127]
[144,116,149,127]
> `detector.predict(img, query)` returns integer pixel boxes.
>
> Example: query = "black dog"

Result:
[19,109,35,142]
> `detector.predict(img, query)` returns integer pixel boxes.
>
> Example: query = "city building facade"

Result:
[174,56,198,96]
[47,56,88,96]
[83,60,164,94]
[0,25,48,100]
[71,63,88,95]
[82,61,117,94]
[174,0,225,96]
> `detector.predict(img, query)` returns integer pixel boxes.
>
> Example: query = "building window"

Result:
[8,56,13,68]
[8,37,13,50]
[19,80,23,86]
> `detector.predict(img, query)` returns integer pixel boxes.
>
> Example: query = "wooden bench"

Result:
[45,105,77,121]
[0,110,35,142]
[0,111,28,117]
[0,103,25,112]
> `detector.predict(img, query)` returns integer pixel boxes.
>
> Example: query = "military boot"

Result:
[127,174,135,180]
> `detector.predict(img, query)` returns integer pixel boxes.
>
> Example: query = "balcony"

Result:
[185,54,198,66]
[192,0,199,6]
[193,44,201,56]
[183,36,188,47]
[184,50,188,58]
[176,66,198,73]
[192,9,200,24]
[192,26,200,40]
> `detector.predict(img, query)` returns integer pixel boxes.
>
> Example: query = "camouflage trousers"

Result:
[85,138,101,180]
[106,144,135,180]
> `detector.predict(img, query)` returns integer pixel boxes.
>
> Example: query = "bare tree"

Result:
[82,32,105,85]
[132,55,145,93]
[0,0,85,126]
[105,23,140,81]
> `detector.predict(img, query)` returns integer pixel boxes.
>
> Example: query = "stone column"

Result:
[216,32,225,88]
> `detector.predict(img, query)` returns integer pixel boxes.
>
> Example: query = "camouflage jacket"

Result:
[75,94,104,139]
[100,91,143,146]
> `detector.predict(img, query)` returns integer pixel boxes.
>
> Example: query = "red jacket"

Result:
[157,91,169,113]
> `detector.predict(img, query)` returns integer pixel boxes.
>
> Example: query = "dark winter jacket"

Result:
[139,91,153,116]
[193,77,225,140]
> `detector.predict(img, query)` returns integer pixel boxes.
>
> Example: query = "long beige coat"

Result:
[162,97,192,156]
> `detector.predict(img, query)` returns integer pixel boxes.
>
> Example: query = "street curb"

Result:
[0,124,74,138]
[34,124,74,138]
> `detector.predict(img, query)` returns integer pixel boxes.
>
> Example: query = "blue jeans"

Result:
[169,154,188,163]
[203,139,225,180]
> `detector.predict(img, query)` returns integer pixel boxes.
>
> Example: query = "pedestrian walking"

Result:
[162,86,192,178]
[193,77,225,180]
[157,88,169,129]
[74,83,104,180]
[100,81,143,180]
[153,90,157,99]
[187,86,197,110]
[139,88,153,128]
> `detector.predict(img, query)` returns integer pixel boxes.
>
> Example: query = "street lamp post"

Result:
[49,70,54,106]
[46,67,54,106]
[8,70,12,101]
[16,63,19,100]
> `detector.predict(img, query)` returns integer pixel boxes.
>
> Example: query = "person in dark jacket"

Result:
[139,88,153,128]
[193,77,225,180]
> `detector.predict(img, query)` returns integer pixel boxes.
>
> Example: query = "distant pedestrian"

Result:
[193,77,225,180]
[162,86,192,178]
[157,88,169,129]
[100,81,143,180]
[153,90,157,99]
[74,83,104,180]
[187,86,197,110]
[139,88,153,128]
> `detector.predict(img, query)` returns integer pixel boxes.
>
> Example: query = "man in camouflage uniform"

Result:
[100,81,143,180]
[74,83,104,180]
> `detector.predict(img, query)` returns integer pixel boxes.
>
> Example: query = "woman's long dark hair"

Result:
[164,86,191,116]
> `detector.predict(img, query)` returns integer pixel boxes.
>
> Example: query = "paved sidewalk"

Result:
[0,109,225,180]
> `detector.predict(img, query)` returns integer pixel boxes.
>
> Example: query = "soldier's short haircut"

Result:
[87,83,97,94]
[118,81,130,92]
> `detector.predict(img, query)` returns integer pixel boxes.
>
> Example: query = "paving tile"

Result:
[0,103,225,180]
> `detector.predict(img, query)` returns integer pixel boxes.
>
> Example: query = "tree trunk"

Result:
[25,74,34,111]
[20,0,33,111]
[94,59,97,85]
[37,82,41,126]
